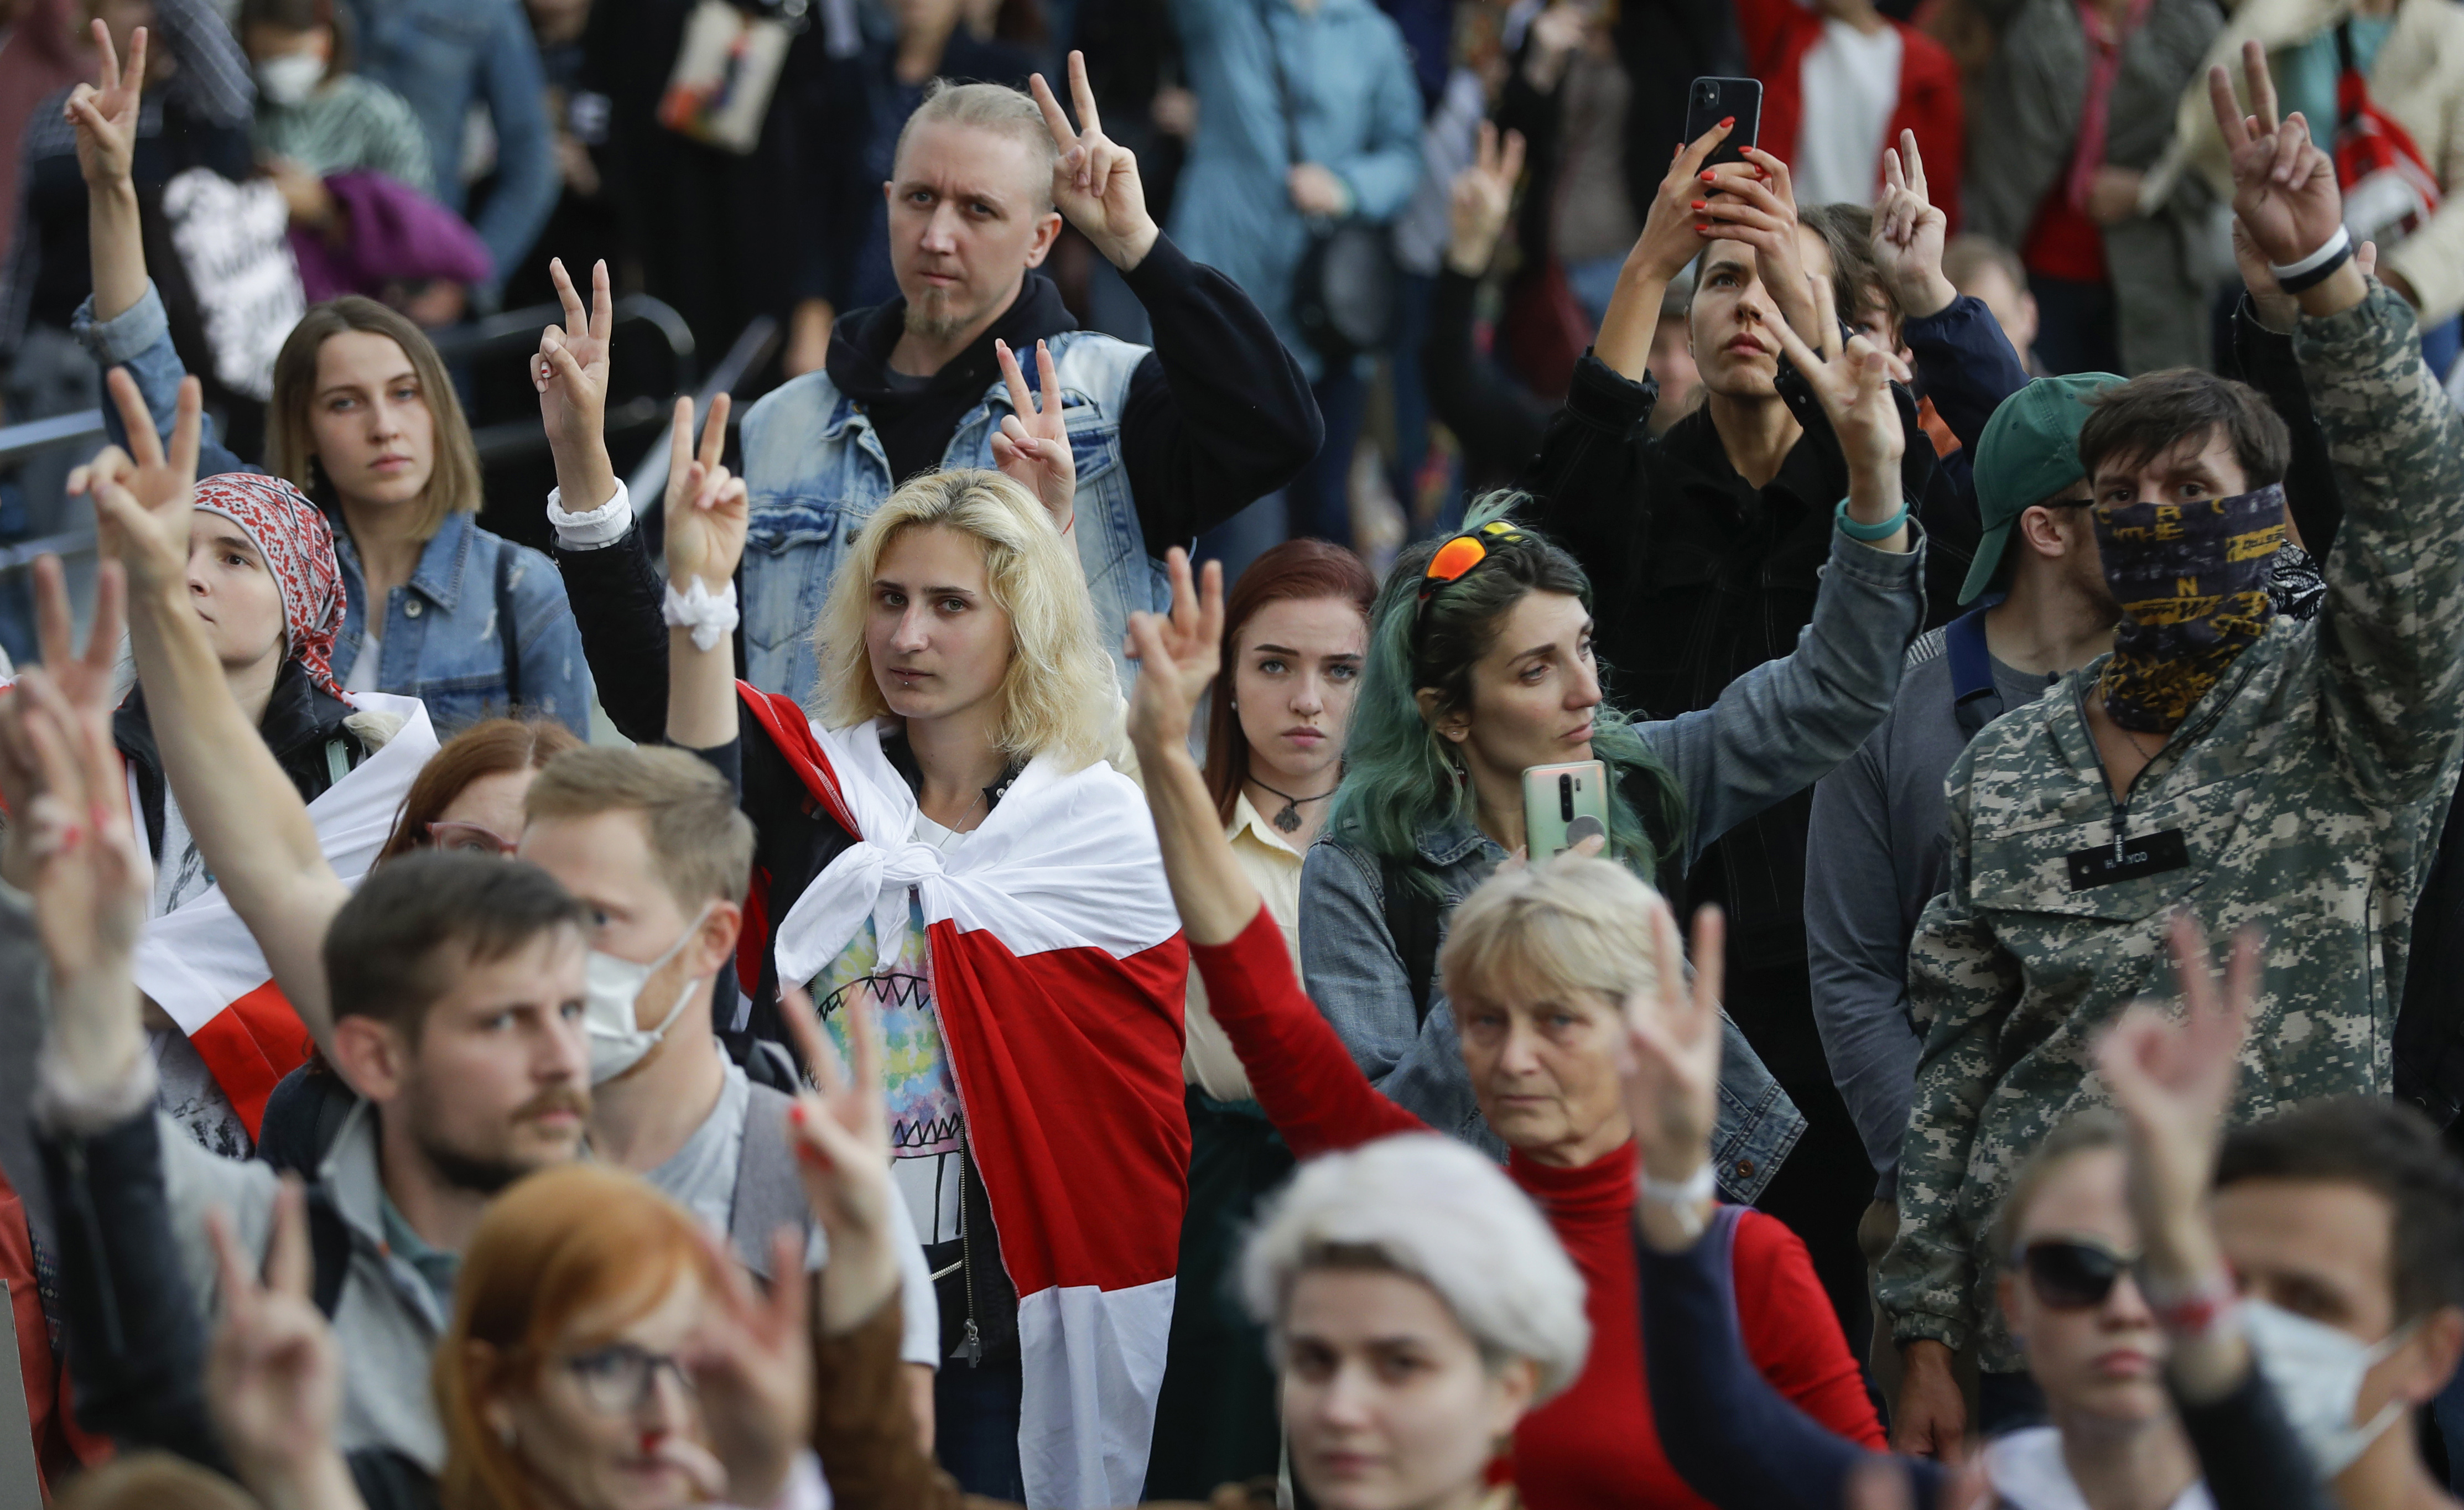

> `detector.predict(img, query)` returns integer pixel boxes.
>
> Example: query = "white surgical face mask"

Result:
[2242,1296,2420,1478]
[583,903,715,1084]
[254,52,326,107]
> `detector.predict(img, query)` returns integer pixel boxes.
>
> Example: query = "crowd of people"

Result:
[0,1,2462,1509]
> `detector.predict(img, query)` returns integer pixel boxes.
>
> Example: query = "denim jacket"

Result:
[75,283,592,736]
[334,0,557,307]
[739,329,1163,701]
[1297,524,1932,1202]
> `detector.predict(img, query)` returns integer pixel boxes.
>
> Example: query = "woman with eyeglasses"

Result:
[1614,910,2328,1510]
[371,716,585,861]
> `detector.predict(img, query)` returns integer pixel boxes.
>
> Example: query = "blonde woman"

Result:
[539,285,1189,1502]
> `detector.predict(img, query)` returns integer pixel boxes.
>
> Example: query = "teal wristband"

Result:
[1836,496,1910,542]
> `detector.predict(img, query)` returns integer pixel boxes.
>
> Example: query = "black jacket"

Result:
[115,659,370,866]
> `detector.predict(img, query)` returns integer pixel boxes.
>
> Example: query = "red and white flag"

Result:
[746,686,1189,1510]
[131,691,436,1136]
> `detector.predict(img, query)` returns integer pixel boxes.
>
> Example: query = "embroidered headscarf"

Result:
[2093,482,2286,732]
[191,472,348,700]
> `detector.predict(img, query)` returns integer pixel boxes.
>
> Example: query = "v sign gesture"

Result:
[1032,50,1161,271]
[992,337,1079,543]
[2208,41,2359,317]
[77,369,205,595]
[1621,902,1728,1235]
[1764,282,1911,553]
[536,258,620,513]
[1872,131,1957,321]
[205,1183,365,1510]
[65,18,144,194]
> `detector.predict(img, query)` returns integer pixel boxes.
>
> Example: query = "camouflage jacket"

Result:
[1879,287,2464,1370]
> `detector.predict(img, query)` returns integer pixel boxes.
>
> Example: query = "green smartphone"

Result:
[1521,760,1611,862]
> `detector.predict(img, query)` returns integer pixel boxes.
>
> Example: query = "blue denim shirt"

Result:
[334,0,557,306]
[738,328,1163,702]
[1297,525,1932,1202]
[75,283,592,736]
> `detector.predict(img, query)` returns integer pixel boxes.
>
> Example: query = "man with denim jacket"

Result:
[550,61,1320,717]
[1880,47,2464,1460]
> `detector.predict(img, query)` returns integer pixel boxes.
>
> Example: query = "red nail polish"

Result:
[1700,170,1716,183]
[788,1103,806,1125]
[1719,116,1735,128]
[1691,200,1707,211]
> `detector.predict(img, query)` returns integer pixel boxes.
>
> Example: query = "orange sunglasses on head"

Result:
[1417,520,1527,606]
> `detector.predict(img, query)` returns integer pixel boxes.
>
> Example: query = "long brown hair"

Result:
[1203,539,1376,825]
[267,296,485,540]
[375,717,583,863]
[435,1165,729,1510]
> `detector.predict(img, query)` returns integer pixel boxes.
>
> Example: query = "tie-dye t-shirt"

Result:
[803,817,971,1248]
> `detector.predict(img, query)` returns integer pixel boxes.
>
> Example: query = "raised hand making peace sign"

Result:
[64,18,144,194]
[1032,50,1161,271]
[992,337,1078,539]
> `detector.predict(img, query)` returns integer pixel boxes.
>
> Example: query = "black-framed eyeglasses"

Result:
[2015,1238,2140,1311]
[560,1343,696,1415]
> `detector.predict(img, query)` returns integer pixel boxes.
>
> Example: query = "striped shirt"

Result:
[253,74,433,190]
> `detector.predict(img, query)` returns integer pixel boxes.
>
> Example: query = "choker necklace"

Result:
[1249,777,1335,834]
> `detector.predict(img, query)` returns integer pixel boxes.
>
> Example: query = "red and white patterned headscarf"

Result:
[191,473,348,700]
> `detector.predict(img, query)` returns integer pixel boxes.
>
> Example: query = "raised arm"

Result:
[77,372,351,1054]
[2097,918,2340,1510]
[1423,126,1555,479]
[1875,131,2029,451]
[204,1188,371,1510]
[1125,552,1423,1157]
[63,20,247,478]
[1033,51,1321,538]
[1648,294,1921,862]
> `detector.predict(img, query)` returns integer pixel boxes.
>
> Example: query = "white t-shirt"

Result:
[1792,17,1902,211]
[342,626,382,696]
[145,784,254,1157]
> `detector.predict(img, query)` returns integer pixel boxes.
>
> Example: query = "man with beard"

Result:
[545,57,1319,714]
[1879,41,2464,1461]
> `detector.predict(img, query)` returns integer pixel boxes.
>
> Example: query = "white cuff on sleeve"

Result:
[548,478,635,550]
[34,1043,159,1136]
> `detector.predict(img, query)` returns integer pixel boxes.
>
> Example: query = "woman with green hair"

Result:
[1298,313,1928,1198]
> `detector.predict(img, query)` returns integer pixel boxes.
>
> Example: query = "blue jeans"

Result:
[934,1345,1025,1499]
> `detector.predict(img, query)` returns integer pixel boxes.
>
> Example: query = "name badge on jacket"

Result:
[2066,830,2190,890]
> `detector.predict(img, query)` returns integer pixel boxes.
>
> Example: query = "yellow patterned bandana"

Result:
[2094,483,2285,733]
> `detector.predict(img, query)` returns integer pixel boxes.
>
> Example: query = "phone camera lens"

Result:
[1558,774,1575,822]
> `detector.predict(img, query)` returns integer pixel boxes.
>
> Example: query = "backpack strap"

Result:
[305,1185,354,1320]
[730,1082,815,1283]
[1944,603,2005,741]
[1378,853,1443,1027]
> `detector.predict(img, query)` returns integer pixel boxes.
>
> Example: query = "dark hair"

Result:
[2216,1097,2464,1321]
[324,853,588,1038]
[2076,370,2290,492]
[236,0,354,76]
[1797,202,1893,332]
[374,716,584,865]
[1204,539,1377,825]
[1327,494,1690,882]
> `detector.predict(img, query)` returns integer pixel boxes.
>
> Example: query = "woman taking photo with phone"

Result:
[1299,300,1924,1188]
[1148,537,1375,1498]
[63,23,589,735]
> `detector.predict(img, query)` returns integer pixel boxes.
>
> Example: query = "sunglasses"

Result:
[2016,1238,2141,1311]
[1418,520,1529,605]
[425,819,519,856]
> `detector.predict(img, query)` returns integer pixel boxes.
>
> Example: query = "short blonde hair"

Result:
[524,746,755,910]
[893,80,1059,211]
[812,468,1114,770]
[1439,852,1665,1015]
[1240,1134,1591,1401]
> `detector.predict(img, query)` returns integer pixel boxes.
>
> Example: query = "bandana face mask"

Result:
[2093,482,2286,733]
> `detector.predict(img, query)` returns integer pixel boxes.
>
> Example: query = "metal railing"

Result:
[0,295,756,577]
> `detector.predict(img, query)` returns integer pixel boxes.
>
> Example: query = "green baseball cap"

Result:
[1958,372,2125,605]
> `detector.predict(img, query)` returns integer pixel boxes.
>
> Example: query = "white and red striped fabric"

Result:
[744,686,1189,1510]
[130,691,436,1135]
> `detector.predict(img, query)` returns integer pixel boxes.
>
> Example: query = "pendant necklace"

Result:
[1249,778,1335,834]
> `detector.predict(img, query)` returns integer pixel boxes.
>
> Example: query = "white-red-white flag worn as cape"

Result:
[744,686,1189,1510]
[132,691,436,1135]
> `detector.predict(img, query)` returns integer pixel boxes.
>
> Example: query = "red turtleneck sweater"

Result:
[1191,905,1884,1509]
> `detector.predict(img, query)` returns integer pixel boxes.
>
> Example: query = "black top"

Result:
[820,235,1322,548]
[113,659,370,866]
[1422,265,1557,493]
